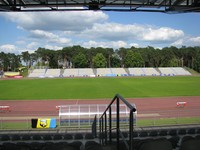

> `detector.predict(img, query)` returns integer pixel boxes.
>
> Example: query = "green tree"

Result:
[169,57,179,67]
[124,50,144,67]
[194,50,200,72]
[48,50,59,68]
[73,52,88,68]
[92,53,106,68]
[30,53,38,67]
[110,53,121,68]
[160,47,177,67]
[86,47,97,68]
[171,46,183,67]
[117,47,128,67]
[21,51,30,68]
[0,52,5,69]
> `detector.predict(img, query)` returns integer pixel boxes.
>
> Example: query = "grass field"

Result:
[0,76,200,100]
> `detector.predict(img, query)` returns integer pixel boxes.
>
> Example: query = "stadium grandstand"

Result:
[44,69,61,78]
[110,68,129,76]
[158,67,191,76]
[27,67,192,78]
[28,69,46,78]
[63,68,79,77]
[77,68,95,77]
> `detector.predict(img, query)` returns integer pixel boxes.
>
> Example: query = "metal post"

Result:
[109,107,112,144]
[89,105,91,126]
[105,113,107,144]
[116,97,120,150]
[99,118,102,144]
[102,117,104,145]
[27,118,29,129]
[78,105,80,128]
[129,111,133,150]
[0,118,3,129]
[69,106,70,127]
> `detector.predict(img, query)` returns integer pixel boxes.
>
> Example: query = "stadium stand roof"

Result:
[0,0,200,12]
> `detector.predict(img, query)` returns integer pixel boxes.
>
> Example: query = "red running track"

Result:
[0,96,200,118]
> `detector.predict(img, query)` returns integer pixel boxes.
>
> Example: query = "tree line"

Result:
[0,45,200,73]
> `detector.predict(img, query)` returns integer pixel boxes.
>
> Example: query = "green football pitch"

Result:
[0,76,200,100]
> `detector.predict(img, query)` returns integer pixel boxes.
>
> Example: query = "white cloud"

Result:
[27,42,39,49]
[0,11,193,52]
[81,23,143,41]
[80,23,184,44]
[129,43,139,48]
[0,44,19,53]
[0,11,108,31]
[51,37,71,45]
[30,30,58,39]
[0,44,38,54]
[189,36,200,44]
[44,45,63,50]
[82,40,128,49]
[171,39,184,47]
[142,27,184,42]
[16,40,26,45]
[171,36,200,47]
[30,30,71,45]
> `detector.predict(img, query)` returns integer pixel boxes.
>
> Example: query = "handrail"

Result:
[99,94,137,150]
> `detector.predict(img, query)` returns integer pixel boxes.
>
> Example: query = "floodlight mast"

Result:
[0,0,200,12]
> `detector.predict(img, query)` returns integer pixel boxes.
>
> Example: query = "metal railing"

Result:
[99,94,137,150]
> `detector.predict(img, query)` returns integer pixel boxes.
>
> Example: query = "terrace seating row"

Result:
[63,68,95,77]
[44,69,61,78]
[0,141,82,150]
[0,133,95,141]
[28,67,191,78]
[0,132,200,150]
[170,67,191,76]
[1,136,199,150]
[28,69,46,78]
[158,67,191,76]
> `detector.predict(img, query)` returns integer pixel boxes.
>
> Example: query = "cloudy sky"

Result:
[0,11,200,54]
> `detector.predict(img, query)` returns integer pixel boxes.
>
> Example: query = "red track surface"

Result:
[0,96,200,118]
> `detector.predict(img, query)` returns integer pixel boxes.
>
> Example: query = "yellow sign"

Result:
[36,118,51,128]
